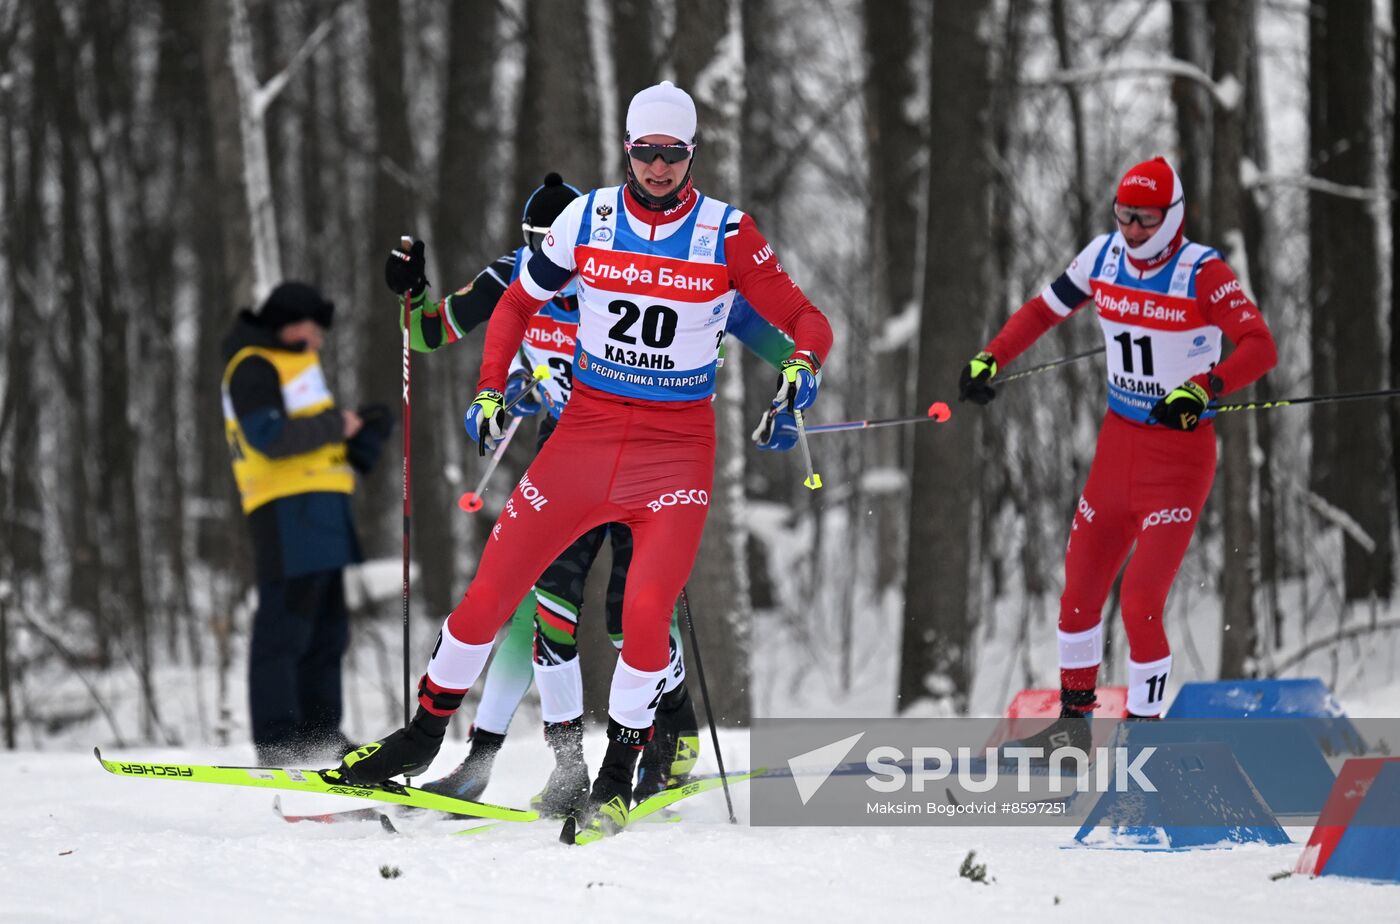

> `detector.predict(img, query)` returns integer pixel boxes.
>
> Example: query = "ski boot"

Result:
[562,719,648,845]
[530,719,590,819]
[334,677,463,785]
[633,684,700,805]
[420,726,506,802]
[999,687,1095,762]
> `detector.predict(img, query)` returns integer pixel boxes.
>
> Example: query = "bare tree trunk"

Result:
[901,0,991,713]
[863,0,921,591]
[673,0,751,725]
[985,0,1030,610]
[0,10,15,750]
[515,0,602,194]
[1240,1,1282,654]
[192,0,246,567]
[1210,0,1259,679]
[87,0,161,738]
[0,0,48,589]
[610,0,658,104]
[436,1,501,277]
[138,11,195,661]
[420,0,500,620]
[1308,0,1393,600]
[362,0,421,560]
[1050,0,1092,246]
[1171,0,1212,239]
[0,590,12,749]
[1392,0,1400,582]
[737,0,788,596]
[54,0,108,667]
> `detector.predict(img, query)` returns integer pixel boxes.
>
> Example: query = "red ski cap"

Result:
[1116,156,1180,209]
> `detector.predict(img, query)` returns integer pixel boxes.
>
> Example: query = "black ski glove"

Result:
[1149,378,1212,431]
[385,239,430,297]
[958,351,998,405]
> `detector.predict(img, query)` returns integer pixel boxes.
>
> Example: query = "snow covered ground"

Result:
[8,551,1400,922]
[4,724,1399,924]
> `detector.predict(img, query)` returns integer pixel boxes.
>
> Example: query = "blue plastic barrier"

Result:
[1074,740,1289,849]
[1105,718,1335,816]
[1166,678,1365,755]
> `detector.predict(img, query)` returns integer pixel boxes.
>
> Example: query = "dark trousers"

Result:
[249,569,350,749]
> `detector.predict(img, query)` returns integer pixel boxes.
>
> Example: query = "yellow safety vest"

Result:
[221,346,354,514]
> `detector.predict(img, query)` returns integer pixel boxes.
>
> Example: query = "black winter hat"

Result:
[521,173,583,246]
[254,281,335,330]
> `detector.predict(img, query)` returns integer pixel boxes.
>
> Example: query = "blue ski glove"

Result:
[464,388,508,455]
[772,351,821,412]
[751,408,798,451]
[503,370,543,418]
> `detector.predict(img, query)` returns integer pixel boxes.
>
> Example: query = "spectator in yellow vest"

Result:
[220,282,392,764]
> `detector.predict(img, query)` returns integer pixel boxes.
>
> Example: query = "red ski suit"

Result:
[443,182,831,684]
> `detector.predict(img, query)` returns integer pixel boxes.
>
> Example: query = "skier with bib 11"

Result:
[340,81,833,842]
[959,157,1276,747]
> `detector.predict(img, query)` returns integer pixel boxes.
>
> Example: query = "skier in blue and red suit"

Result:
[960,157,1277,743]
[341,81,833,842]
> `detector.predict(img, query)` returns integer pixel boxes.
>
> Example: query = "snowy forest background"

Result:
[1,0,1399,753]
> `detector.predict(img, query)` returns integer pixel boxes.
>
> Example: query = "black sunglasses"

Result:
[1111,197,1183,230]
[625,141,695,165]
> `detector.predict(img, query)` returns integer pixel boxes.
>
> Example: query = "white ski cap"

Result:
[625,81,697,144]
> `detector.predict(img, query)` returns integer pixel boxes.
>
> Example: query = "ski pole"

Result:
[504,364,551,414]
[792,408,823,490]
[398,234,414,728]
[457,416,524,512]
[998,345,1105,385]
[1211,386,1400,414]
[457,365,550,512]
[678,587,736,824]
[801,347,1101,438]
[805,401,952,435]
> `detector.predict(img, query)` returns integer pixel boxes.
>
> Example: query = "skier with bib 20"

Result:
[388,174,799,817]
[341,81,833,843]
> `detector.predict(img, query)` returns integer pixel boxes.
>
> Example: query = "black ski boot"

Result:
[334,677,463,785]
[420,726,506,802]
[531,720,591,819]
[999,687,1095,761]
[562,719,648,845]
[634,684,700,804]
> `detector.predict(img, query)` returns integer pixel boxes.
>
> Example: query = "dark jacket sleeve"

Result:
[432,255,515,343]
[227,354,343,458]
